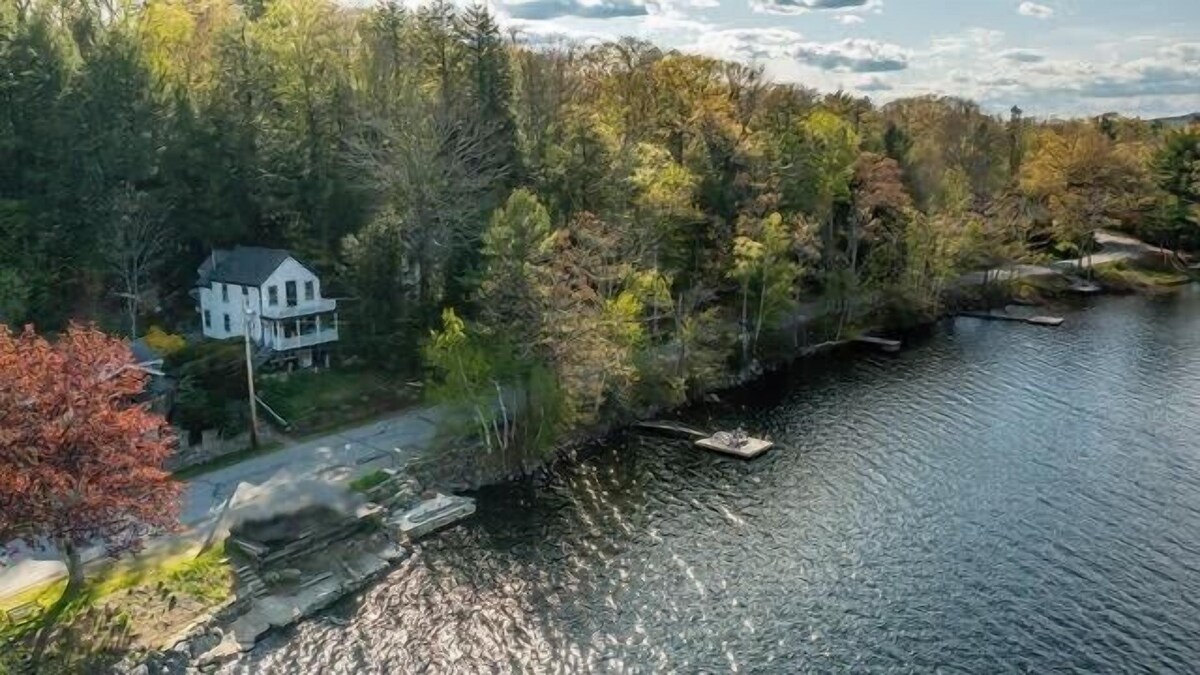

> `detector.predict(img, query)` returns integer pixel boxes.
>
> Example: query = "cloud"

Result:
[1074,62,1200,98]
[1017,2,1054,19]
[1161,43,1200,64]
[502,0,648,20]
[1000,49,1046,63]
[834,14,864,25]
[505,21,610,47]
[857,76,892,92]
[793,38,909,72]
[694,28,805,62]
[693,30,907,73]
[751,0,879,16]
[929,28,1004,55]
[923,32,1200,114]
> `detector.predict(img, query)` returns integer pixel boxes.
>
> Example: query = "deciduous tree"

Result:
[0,324,181,658]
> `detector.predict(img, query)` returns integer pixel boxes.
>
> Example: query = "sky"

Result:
[475,0,1200,119]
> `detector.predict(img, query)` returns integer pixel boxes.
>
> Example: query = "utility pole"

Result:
[243,301,260,449]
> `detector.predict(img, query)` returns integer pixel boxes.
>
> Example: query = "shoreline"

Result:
[120,264,1197,672]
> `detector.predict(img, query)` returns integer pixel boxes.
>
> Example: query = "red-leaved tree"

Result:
[0,323,181,601]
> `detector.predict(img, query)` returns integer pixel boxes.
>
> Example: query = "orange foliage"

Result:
[0,324,181,556]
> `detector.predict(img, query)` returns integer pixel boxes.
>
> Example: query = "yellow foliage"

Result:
[143,325,186,355]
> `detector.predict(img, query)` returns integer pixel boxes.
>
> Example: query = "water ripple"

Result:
[226,291,1200,673]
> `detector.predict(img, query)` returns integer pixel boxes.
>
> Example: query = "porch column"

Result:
[315,313,322,334]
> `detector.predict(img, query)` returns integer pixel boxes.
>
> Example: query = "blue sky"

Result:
[479,0,1200,118]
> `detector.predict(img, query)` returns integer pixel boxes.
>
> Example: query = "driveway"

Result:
[0,405,447,601]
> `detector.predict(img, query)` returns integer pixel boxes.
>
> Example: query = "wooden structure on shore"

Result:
[959,311,1064,327]
[387,493,476,540]
[634,421,775,459]
[633,420,709,440]
[853,336,901,353]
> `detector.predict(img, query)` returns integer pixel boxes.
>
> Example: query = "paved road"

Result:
[957,231,1178,287]
[0,405,446,601]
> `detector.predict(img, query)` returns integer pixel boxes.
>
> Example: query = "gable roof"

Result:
[197,246,307,287]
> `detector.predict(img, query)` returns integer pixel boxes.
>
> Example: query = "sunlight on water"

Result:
[228,290,1200,673]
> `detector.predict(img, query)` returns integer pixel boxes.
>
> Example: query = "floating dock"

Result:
[1025,315,1065,326]
[959,311,1064,327]
[388,493,475,540]
[695,431,774,460]
[637,421,774,459]
[633,420,709,440]
[853,336,901,353]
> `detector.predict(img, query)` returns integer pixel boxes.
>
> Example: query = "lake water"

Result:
[225,290,1200,673]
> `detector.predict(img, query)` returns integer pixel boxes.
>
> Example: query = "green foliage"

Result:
[166,340,246,433]
[424,307,566,458]
[258,367,417,434]
[349,470,390,494]
[1,0,1185,479]
[1092,261,1191,294]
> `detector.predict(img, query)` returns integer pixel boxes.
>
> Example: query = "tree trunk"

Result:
[740,282,749,364]
[753,270,766,352]
[30,539,86,667]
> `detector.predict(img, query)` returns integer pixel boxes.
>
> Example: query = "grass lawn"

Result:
[1,543,233,672]
[349,469,390,494]
[1092,261,1192,293]
[259,367,421,435]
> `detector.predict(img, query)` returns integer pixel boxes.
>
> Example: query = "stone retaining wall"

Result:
[166,427,277,472]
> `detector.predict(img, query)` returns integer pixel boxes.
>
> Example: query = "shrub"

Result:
[142,326,186,356]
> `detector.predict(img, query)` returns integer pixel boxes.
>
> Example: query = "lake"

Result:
[225,289,1200,673]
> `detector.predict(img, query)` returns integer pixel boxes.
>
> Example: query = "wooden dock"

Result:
[959,311,1064,328]
[1025,315,1065,326]
[633,420,709,440]
[853,335,901,353]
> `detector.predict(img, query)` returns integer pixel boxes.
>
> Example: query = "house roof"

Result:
[197,246,305,287]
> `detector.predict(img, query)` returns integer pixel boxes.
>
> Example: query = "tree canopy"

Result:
[2,0,1193,464]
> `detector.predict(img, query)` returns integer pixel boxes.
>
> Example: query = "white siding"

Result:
[259,258,326,318]
[198,255,338,356]
[199,281,267,342]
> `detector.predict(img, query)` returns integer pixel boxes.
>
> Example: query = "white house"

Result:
[195,246,338,369]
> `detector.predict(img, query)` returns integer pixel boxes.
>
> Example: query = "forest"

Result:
[2,0,1199,461]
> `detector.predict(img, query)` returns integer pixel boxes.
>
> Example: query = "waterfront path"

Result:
[0,405,447,601]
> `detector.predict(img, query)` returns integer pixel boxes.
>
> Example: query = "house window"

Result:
[203,310,211,329]
[221,284,229,302]
[242,286,249,297]
[285,281,297,307]
[304,280,314,301]
[223,314,231,332]
[268,286,278,306]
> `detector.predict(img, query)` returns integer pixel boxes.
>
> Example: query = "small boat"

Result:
[388,493,476,540]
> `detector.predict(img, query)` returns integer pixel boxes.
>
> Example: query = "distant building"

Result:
[195,246,338,369]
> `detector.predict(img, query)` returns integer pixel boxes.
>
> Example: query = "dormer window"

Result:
[220,283,228,302]
[304,280,314,301]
